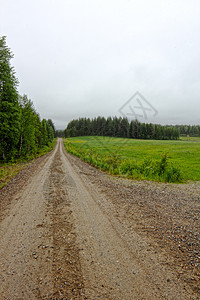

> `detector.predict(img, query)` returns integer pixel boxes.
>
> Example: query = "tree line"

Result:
[64,116,181,140]
[0,36,55,161]
[176,125,200,137]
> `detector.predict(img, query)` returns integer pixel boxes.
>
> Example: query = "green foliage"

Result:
[0,139,56,189]
[64,136,200,182]
[64,139,184,183]
[55,130,65,138]
[65,116,181,140]
[0,36,56,163]
[19,95,36,156]
[0,36,20,161]
[137,154,183,182]
[47,119,56,137]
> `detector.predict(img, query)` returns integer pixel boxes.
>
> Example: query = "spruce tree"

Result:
[0,36,20,160]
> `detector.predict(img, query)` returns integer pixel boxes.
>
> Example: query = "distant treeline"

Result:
[55,130,65,138]
[64,117,180,140]
[0,36,55,161]
[178,125,200,137]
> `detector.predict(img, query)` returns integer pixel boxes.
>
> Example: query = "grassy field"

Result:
[64,136,200,182]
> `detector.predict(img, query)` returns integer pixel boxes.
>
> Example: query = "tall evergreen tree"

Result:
[120,117,129,138]
[133,120,141,139]
[47,119,56,137]
[0,36,20,160]
[40,119,49,146]
[18,95,36,156]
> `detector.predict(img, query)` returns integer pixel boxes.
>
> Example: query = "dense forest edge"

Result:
[0,36,55,163]
[0,36,55,187]
[64,117,200,140]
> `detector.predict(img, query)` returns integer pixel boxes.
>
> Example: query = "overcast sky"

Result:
[1,0,200,129]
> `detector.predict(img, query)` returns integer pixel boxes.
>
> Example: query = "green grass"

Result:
[0,139,57,189]
[64,136,200,182]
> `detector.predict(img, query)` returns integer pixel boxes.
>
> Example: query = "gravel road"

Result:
[0,139,199,299]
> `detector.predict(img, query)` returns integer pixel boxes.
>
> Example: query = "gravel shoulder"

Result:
[0,139,199,299]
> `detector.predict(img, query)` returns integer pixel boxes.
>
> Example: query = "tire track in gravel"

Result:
[43,141,85,299]
[0,139,85,299]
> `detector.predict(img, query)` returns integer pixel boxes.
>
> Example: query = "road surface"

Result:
[0,139,198,299]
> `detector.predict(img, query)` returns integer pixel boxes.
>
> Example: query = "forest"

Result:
[0,36,55,162]
[65,117,200,140]
[65,117,180,140]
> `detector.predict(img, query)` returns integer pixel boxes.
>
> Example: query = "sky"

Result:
[1,0,200,129]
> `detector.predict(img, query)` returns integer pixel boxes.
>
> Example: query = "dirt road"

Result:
[0,139,199,299]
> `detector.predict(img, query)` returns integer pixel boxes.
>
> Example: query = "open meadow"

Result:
[64,136,200,182]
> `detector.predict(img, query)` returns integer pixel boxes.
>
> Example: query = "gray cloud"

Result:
[1,0,200,129]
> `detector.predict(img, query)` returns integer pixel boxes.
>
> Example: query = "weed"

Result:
[0,139,57,189]
[64,139,184,183]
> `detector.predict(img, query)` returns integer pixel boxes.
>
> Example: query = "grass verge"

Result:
[64,138,186,183]
[0,139,57,189]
